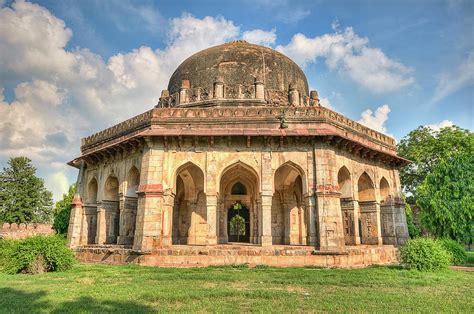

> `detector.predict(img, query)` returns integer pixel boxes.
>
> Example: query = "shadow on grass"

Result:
[0,288,155,313]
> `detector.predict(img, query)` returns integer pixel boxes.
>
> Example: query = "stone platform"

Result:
[74,244,399,268]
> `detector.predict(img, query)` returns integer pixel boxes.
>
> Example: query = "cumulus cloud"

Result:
[432,51,474,103]
[358,104,391,133]
[319,97,334,110]
[276,27,414,93]
[242,29,276,46]
[425,120,454,131]
[0,1,240,200]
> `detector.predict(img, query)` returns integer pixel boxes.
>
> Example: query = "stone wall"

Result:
[0,223,54,239]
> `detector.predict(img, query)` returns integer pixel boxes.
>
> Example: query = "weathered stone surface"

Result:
[67,41,410,267]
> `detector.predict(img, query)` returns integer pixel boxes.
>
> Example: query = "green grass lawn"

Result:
[0,263,473,313]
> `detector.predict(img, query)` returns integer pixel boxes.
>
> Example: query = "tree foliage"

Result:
[53,184,76,236]
[398,125,473,196]
[416,152,473,244]
[0,157,53,224]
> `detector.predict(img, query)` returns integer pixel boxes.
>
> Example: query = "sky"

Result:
[0,0,472,201]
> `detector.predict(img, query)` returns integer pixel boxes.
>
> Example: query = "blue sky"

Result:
[0,0,472,201]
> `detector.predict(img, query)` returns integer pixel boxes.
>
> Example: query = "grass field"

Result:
[0,263,473,313]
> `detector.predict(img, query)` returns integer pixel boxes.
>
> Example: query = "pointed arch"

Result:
[380,177,391,203]
[87,177,98,203]
[126,166,140,197]
[272,161,307,245]
[219,161,260,244]
[337,166,351,198]
[357,172,375,202]
[104,175,119,201]
[172,161,207,245]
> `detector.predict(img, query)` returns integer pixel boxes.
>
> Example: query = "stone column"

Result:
[206,194,218,245]
[117,193,126,245]
[260,151,273,246]
[67,194,84,248]
[304,195,317,245]
[162,192,175,246]
[213,76,224,99]
[133,138,165,252]
[95,202,107,244]
[255,78,265,100]
[313,142,346,252]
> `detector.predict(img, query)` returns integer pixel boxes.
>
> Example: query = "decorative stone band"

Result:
[80,105,396,153]
[137,184,163,197]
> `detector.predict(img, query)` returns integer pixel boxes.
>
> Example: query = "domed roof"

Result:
[167,40,309,97]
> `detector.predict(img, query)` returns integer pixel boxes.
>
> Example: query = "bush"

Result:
[400,237,451,271]
[0,235,75,274]
[439,238,467,265]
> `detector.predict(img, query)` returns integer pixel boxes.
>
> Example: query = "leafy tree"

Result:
[53,184,76,236]
[416,152,473,244]
[0,157,53,224]
[398,125,473,196]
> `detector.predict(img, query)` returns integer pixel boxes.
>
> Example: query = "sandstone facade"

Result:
[67,41,409,267]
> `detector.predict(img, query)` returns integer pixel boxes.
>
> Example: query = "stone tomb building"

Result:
[68,41,409,267]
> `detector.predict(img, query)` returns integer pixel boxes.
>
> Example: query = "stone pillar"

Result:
[313,143,346,252]
[305,195,317,245]
[206,194,218,245]
[117,193,126,244]
[133,138,165,252]
[381,200,409,245]
[95,202,107,244]
[213,76,224,99]
[67,194,84,248]
[289,84,300,106]
[260,151,273,246]
[310,90,320,106]
[162,192,175,246]
[179,80,190,104]
[255,78,265,100]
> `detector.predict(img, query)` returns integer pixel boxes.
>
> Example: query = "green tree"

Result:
[0,157,53,224]
[398,125,473,196]
[416,152,473,244]
[53,184,76,236]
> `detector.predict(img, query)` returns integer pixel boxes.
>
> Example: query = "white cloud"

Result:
[276,27,414,93]
[319,97,334,110]
[243,29,276,46]
[425,120,454,131]
[432,51,474,103]
[0,2,240,200]
[358,104,391,133]
[45,169,70,202]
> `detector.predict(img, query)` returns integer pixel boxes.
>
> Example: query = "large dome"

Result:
[168,41,309,97]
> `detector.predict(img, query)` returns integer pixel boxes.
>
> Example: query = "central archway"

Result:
[218,162,259,244]
[227,202,250,243]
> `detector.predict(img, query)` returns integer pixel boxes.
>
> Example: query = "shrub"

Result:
[439,238,467,265]
[0,235,75,274]
[400,237,451,271]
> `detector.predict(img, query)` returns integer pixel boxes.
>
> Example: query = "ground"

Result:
[0,263,473,312]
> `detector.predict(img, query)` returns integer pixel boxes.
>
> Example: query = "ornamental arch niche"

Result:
[102,175,120,244]
[172,162,207,245]
[379,177,391,203]
[83,178,98,244]
[357,172,379,244]
[338,166,355,245]
[272,162,307,245]
[218,161,259,244]
[118,166,140,245]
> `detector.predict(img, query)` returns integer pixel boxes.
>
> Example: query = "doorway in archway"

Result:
[227,202,250,243]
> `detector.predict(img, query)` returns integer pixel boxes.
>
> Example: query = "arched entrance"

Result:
[357,172,378,244]
[227,202,250,243]
[219,162,259,244]
[103,175,120,244]
[338,166,355,245]
[172,162,207,245]
[272,162,307,245]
